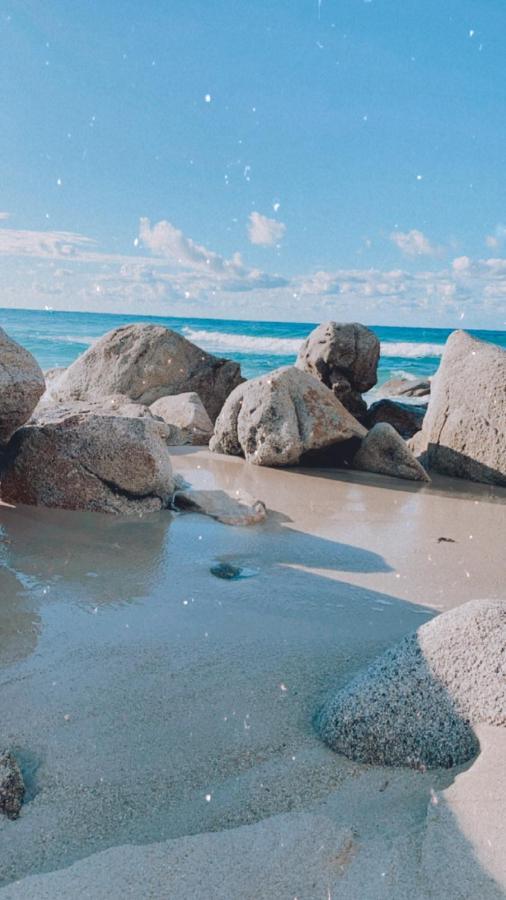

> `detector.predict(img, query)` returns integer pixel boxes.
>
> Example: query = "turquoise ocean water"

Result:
[1,307,505,394]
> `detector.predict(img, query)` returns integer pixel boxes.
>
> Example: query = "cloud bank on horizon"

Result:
[1,216,505,328]
[1,1,506,328]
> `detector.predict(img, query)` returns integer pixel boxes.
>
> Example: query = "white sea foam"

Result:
[184,327,445,360]
[182,328,303,355]
[380,341,444,358]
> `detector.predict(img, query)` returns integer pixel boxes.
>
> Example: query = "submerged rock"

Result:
[353,422,430,481]
[365,399,426,439]
[409,330,506,485]
[210,561,259,580]
[174,489,266,526]
[317,598,506,769]
[0,751,25,819]
[0,328,45,445]
[150,392,213,445]
[210,366,366,467]
[1,407,176,515]
[296,322,380,420]
[53,324,243,422]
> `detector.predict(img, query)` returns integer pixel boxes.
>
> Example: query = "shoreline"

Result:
[1,450,505,896]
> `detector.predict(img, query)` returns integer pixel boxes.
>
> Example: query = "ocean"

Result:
[1,307,505,396]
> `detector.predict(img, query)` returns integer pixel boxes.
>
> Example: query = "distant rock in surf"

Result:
[409,330,506,485]
[380,376,431,399]
[0,328,45,446]
[52,324,243,423]
[0,750,25,820]
[317,598,506,769]
[295,322,380,421]
[210,366,366,466]
[353,422,430,482]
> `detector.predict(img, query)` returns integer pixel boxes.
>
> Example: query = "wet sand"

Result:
[0,449,505,898]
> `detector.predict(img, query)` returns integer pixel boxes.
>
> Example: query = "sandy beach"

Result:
[1,447,505,898]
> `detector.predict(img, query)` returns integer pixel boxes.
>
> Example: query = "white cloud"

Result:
[485,223,506,249]
[0,212,9,221]
[248,211,286,246]
[390,228,441,257]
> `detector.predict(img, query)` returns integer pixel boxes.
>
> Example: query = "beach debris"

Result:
[210,366,366,466]
[365,398,426,439]
[352,422,431,482]
[0,327,45,446]
[210,561,259,580]
[174,488,266,526]
[437,536,456,543]
[51,323,243,423]
[1,407,176,515]
[379,376,431,399]
[0,750,25,819]
[317,598,506,769]
[150,392,213,445]
[295,321,380,421]
[408,330,506,485]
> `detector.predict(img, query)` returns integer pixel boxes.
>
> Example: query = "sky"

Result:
[1,0,506,328]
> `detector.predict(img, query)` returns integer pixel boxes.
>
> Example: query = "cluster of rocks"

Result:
[0,320,504,516]
[0,324,241,516]
[317,598,506,769]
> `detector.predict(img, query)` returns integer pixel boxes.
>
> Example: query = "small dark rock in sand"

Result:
[0,751,25,819]
[210,562,259,580]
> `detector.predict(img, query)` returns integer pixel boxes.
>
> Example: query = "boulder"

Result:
[150,392,213,445]
[380,376,431,398]
[174,488,267,526]
[0,751,25,819]
[0,328,45,445]
[295,322,380,419]
[53,324,243,422]
[365,399,426,439]
[353,422,430,482]
[408,331,506,485]
[210,366,366,467]
[317,598,506,769]
[1,406,176,515]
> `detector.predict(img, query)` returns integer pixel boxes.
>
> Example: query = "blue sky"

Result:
[1,0,506,327]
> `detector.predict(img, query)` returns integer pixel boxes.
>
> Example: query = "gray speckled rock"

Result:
[317,598,506,769]
[380,376,431,399]
[0,328,45,445]
[408,330,506,485]
[353,422,430,482]
[210,366,366,467]
[295,322,380,419]
[174,488,267,526]
[53,324,243,422]
[1,406,176,515]
[0,751,25,820]
[150,392,213,445]
[365,399,426,439]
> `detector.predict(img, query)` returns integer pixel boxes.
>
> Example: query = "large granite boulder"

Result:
[408,331,506,485]
[380,376,431,399]
[0,751,24,820]
[150,392,213,445]
[1,405,176,515]
[295,322,380,420]
[365,398,426,439]
[317,598,506,769]
[0,328,45,445]
[353,422,430,482]
[210,366,366,466]
[53,324,243,423]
